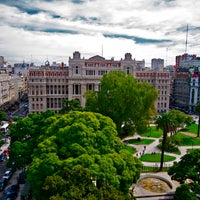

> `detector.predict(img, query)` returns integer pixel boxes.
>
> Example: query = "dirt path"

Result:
[180,131,197,138]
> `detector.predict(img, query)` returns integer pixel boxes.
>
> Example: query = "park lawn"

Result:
[157,143,181,155]
[140,126,163,138]
[124,145,137,154]
[140,153,176,162]
[187,148,200,154]
[124,138,154,145]
[142,166,170,173]
[180,123,198,135]
[176,132,200,146]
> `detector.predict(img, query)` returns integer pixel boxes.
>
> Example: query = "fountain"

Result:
[133,174,177,199]
[138,176,172,193]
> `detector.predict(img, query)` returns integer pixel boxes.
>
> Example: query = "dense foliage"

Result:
[0,111,6,121]
[85,71,158,138]
[168,149,200,199]
[9,111,142,200]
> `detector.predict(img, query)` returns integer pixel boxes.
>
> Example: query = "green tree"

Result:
[195,101,200,137]
[8,110,56,170]
[167,110,193,134]
[174,184,198,200]
[168,149,200,199]
[85,71,158,138]
[26,111,142,200]
[0,111,6,121]
[164,134,180,152]
[61,99,83,114]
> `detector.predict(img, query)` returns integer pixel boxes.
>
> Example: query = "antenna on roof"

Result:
[185,24,188,53]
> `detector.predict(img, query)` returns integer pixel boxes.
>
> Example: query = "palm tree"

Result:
[155,113,173,171]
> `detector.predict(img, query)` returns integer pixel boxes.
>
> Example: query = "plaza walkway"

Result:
[123,133,200,167]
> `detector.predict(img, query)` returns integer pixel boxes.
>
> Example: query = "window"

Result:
[75,66,79,74]
[86,84,94,91]
[98,70,106,76]
[112,64,118,67]
[73,84,81,95]
[88,63,94,67]
[86,70,95,75]
[126,67,130,75]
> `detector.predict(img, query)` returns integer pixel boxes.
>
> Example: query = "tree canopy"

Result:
[60,99,83,114]
[10,111,142,200]
[0,111,6,121]
[85,71,158,138]
[8,110,56,170]
[168,149,200,199]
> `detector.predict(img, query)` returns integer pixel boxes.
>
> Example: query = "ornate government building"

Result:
[28,51,170,114]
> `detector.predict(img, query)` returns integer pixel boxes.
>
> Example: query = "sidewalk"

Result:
[124,133,200,167]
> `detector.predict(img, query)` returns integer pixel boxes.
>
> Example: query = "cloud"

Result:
[0,0,200,66]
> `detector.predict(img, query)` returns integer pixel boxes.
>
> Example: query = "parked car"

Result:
[0,153,6,162]
[0,178,7,191]
[2,184,20,200]
[2,168,12,180]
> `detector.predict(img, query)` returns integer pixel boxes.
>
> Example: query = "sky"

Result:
[0,0,200,67]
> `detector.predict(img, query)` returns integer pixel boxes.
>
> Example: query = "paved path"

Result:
[123,133,200,167]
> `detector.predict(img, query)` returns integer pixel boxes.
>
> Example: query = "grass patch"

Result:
[124,138,154,145]
[180,124,198,135]
[157,143,181,155]
[124,145,137,154]
[140,153,176,162]
[176,133,200,146]
[186,148,200,154]
[142,166,170,173]
[140,126,163,138]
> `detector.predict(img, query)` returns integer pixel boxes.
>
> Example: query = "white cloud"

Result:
[0,0,200,66]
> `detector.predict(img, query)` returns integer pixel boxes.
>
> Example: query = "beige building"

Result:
[0,70,14,110]
[28,62,68,113]
[135,70,171,113]
[28,51,170,114]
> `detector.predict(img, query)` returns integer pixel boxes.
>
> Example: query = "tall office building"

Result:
[151,58,164,71]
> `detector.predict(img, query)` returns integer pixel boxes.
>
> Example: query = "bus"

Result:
[0,123,9,133]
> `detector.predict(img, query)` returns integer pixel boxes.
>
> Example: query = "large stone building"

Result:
[28,51,170,114]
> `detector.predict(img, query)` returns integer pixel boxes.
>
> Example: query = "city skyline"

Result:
[0,0,200,66]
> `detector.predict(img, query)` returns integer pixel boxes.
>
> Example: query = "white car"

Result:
[2,169,12,180]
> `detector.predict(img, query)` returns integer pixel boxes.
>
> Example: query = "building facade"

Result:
[135,70,171,113]
[28,52,170,114]
[151,58,164,71]
[173,53,200,113]
[28,61,68,113]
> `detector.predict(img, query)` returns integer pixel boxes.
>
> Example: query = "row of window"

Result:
[86,63,119,67]
[72,84,101,95]
[74,68,131,75]
[31,98,65,110]
[30,78,67,83]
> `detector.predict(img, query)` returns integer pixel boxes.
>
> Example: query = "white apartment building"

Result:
[0,70,14,110]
